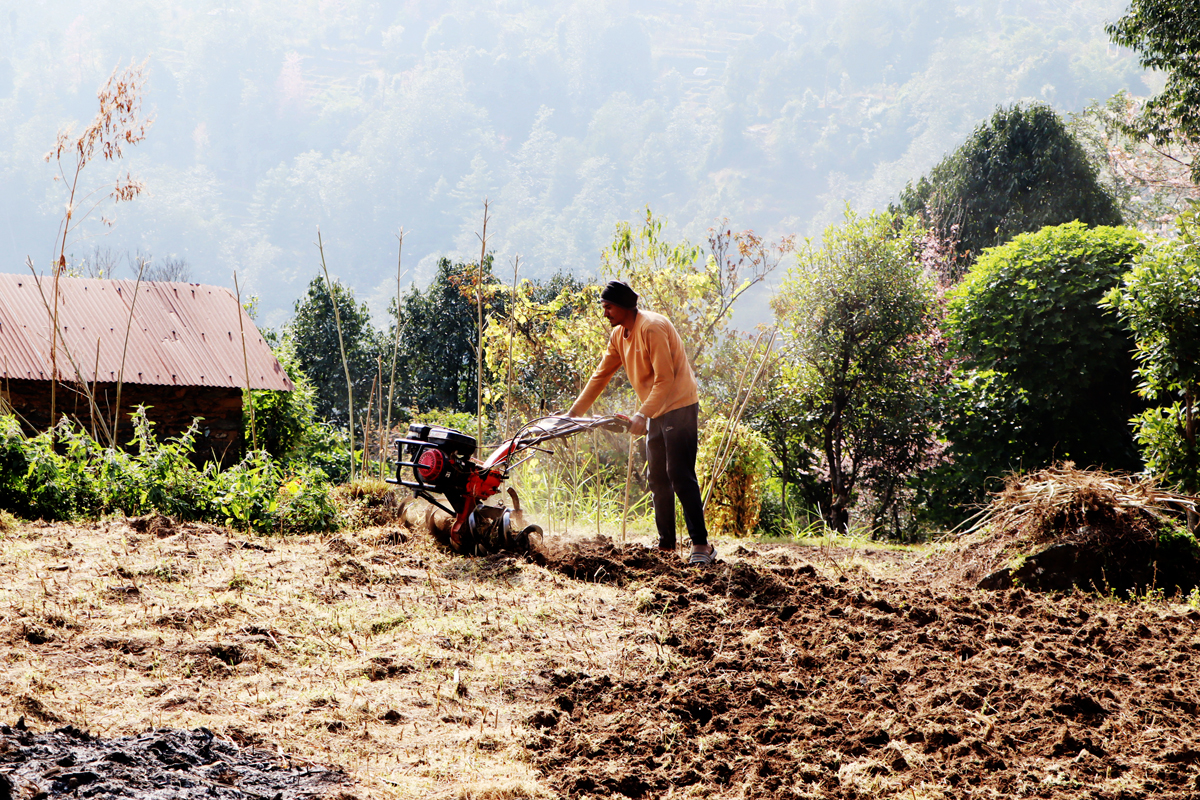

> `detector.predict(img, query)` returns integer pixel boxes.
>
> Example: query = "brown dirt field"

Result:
[2,518,1199,798]
[531,540,1200,799]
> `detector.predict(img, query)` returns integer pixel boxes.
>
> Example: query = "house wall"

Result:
[1,379,244,463]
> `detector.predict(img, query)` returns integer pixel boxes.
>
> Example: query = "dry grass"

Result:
[0,517,664,798]
[971,464,1196,543]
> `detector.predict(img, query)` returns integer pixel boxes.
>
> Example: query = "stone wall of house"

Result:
[1,379,244,462]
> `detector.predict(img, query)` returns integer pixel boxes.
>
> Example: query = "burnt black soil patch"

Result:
[0,724,348,799]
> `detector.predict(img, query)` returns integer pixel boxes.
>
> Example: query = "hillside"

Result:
[0,0,1144,328]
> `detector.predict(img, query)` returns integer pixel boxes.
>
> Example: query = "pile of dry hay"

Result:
[944,465,1200,595]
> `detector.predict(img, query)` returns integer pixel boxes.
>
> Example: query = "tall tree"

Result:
[772,210,943,533]
[288,277,380,427]
[390,257,500,415]
[895,103,1122,269]
[1107,1,1200,181]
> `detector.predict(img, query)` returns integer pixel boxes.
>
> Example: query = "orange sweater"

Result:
[574,309,699,419]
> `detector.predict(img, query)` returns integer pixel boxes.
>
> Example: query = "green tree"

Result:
[771,210,942,533]
[288,276,381,427]
[935,222,1145,515]
[1107,1,1200,182]
[482,273,608,427]
[391,257,500,415]
[1105,212,1200,525]
[601,209,792,380]
[896,103,1122,269]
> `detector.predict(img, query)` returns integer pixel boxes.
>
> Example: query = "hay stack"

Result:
[946,465,1199,595]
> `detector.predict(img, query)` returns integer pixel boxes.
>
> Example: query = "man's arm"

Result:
[567,335,622,417]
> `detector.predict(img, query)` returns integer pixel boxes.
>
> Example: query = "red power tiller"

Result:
[387,414,630,554]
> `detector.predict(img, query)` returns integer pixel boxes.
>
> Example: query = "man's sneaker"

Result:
[688,544,715,565]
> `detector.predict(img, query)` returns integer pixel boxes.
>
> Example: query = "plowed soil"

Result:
[2,517,1199,799]
[530,538,1200,799]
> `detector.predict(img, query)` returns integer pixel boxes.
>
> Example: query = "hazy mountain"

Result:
[0,0,1146,330]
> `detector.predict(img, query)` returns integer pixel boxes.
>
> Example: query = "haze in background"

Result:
[0,0,1148,329]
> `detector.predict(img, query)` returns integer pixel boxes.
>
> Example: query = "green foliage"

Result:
[697,417,770,538]
[1107,1,1200,182]
[245,335,320,460]
[896,104,1122,268]
[391,257,500,415]
[1104,212,1200,494]
[0,409,336,533]
[289,276,382,427]
[935,222,1145,516]
[483,273,609,424]
[600,209,790,381]
[772,210,943,533]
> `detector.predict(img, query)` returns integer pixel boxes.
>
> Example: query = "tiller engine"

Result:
[388,415,630,555]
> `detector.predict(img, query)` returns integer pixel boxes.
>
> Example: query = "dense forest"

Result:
[0,0,1145,328]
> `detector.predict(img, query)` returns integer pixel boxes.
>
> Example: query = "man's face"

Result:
[601,300,626,327]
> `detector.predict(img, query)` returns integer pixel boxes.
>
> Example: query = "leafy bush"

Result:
[245,334,320,461]
[931,222,1145,520]
[697,416,770,537]
[1104,213,1200,502]
[0,408,336,533]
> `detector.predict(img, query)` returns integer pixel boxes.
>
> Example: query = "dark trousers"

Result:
[646,403,708,548]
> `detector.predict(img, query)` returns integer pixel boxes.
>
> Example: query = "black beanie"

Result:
[600,280,638,309]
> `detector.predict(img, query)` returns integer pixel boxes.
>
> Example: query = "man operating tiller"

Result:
[567,280,714,565]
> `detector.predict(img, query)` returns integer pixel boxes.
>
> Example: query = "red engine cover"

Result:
[416,447,445,481]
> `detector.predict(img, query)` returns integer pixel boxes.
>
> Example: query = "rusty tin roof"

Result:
[0,274,294,391]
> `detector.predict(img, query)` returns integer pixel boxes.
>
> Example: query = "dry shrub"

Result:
[333,478,401,528]
[981,464,1193,547]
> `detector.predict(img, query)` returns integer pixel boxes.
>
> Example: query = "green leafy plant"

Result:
[933,221,1146,518]
[1104,211,1200,528]
[697,416,770,537]
[0,407,338,533]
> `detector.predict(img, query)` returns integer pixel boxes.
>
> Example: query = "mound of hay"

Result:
[950,465,1200,596]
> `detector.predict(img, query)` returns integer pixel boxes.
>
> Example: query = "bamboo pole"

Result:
[383,230,406,480]
[234,272,257,452]
[24,264,112,444]
[317,229,355,483]
[376,356,386,480]
[90,337,100,440]
[475,199,490,448]
[361,367,378,477]
[704,330,776,510]
[504,254,519,440]
[112,256,147,447]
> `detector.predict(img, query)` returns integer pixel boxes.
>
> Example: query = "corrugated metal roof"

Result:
[0,274,294,391]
